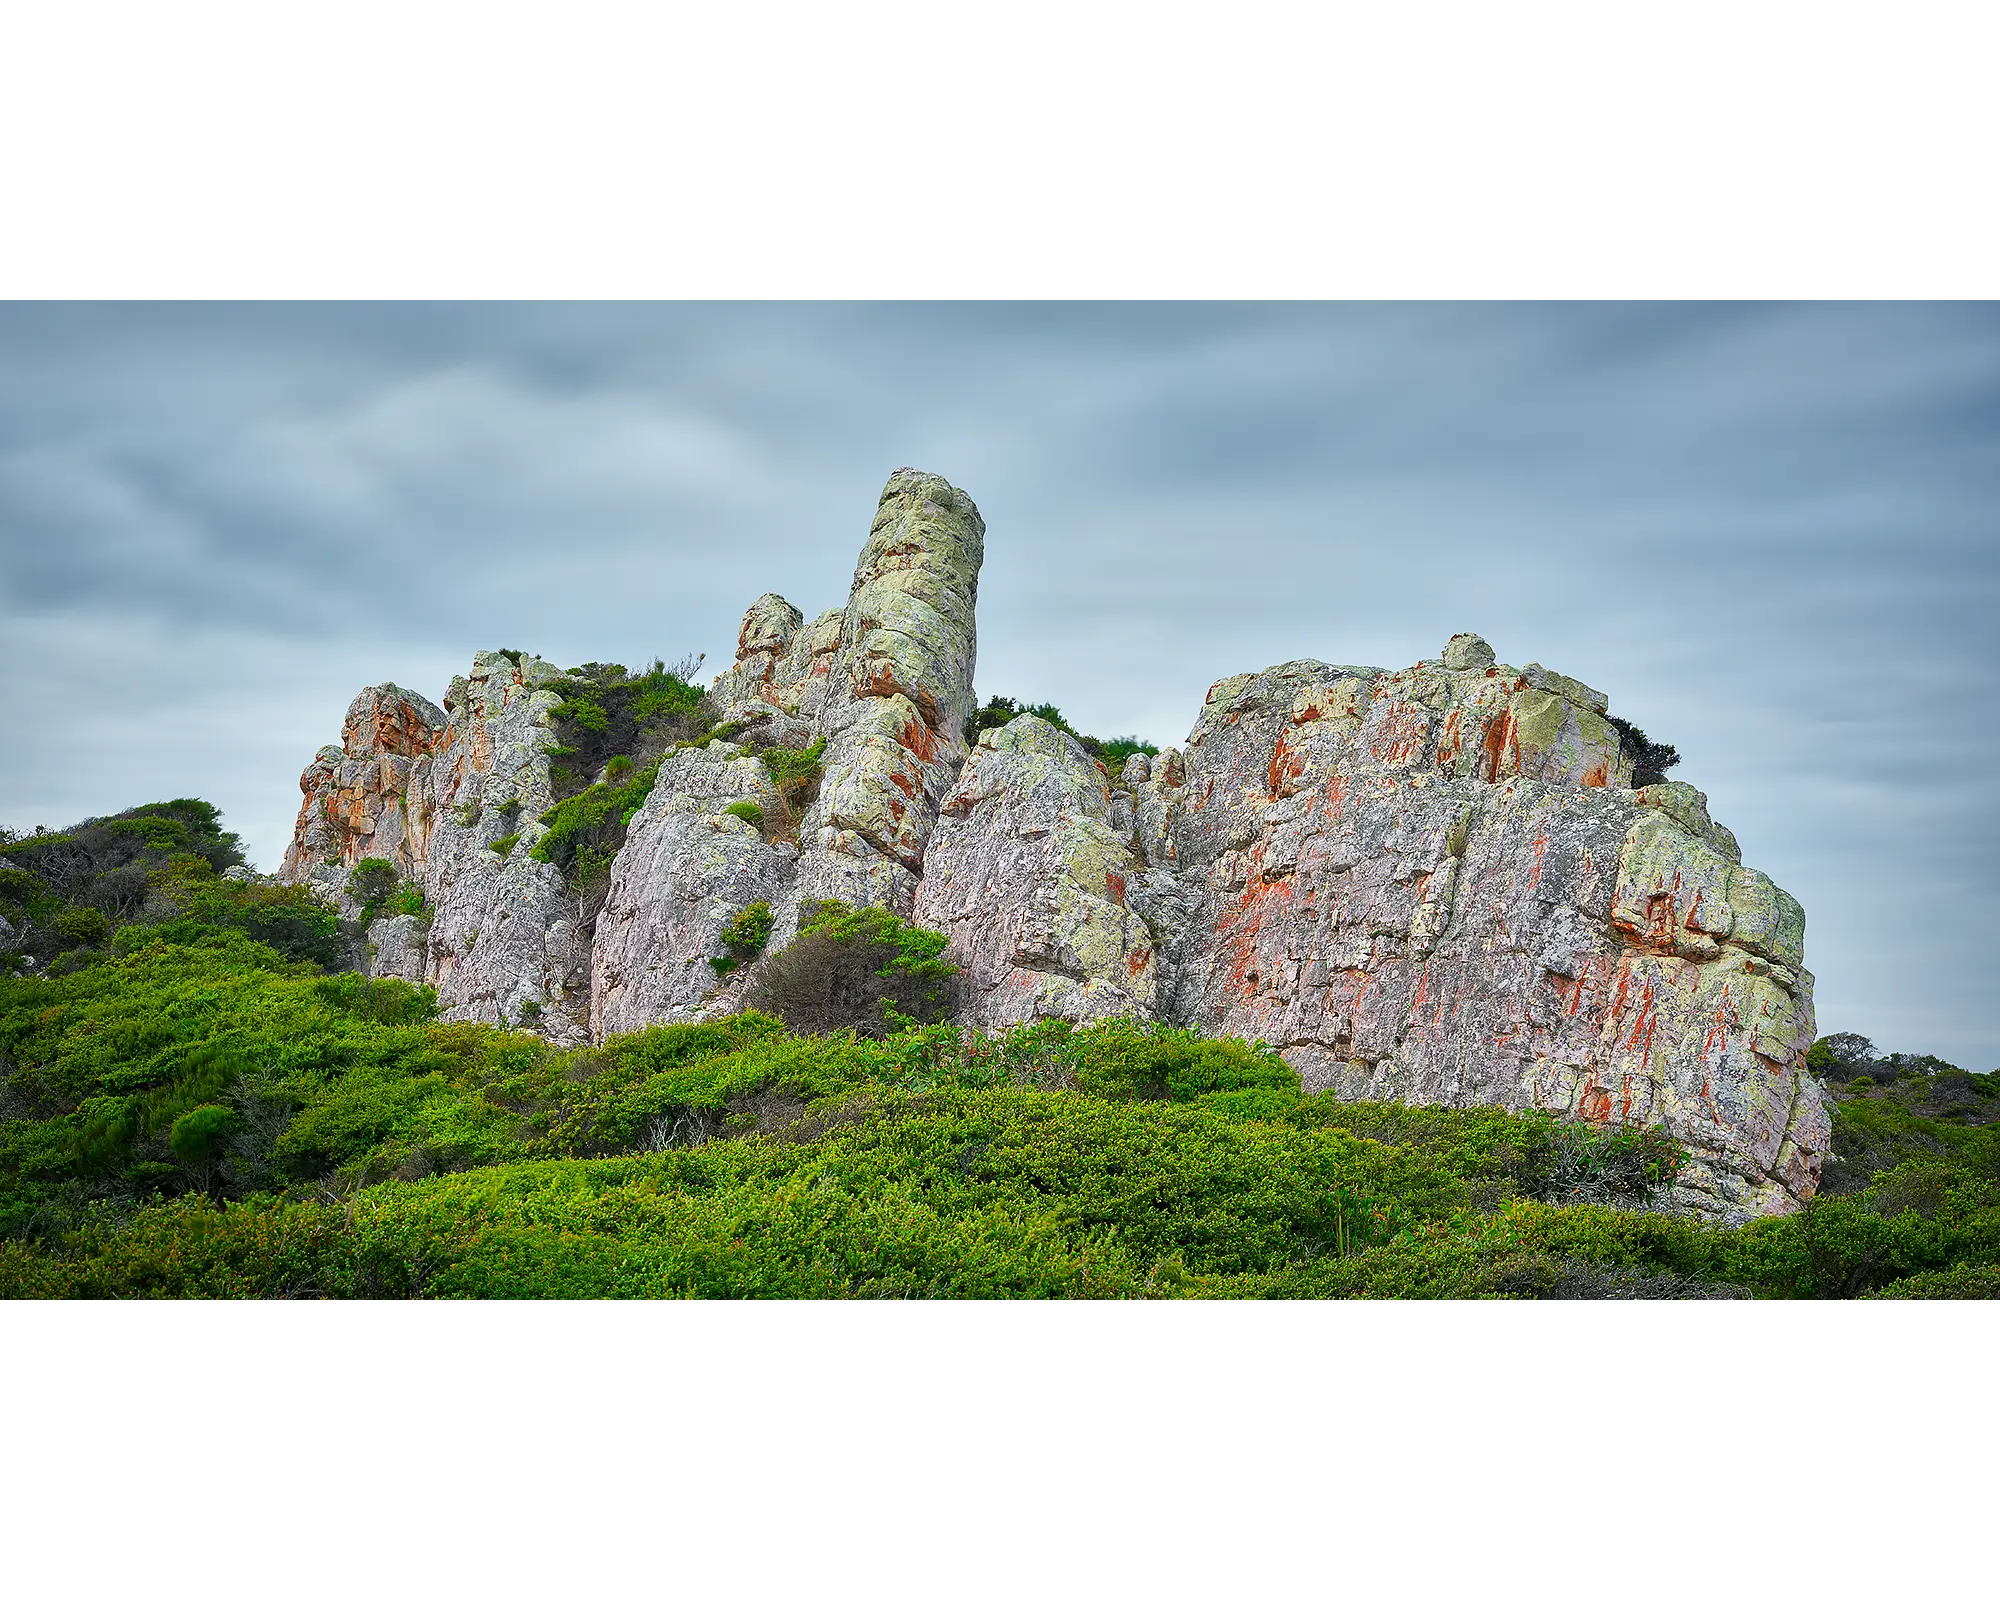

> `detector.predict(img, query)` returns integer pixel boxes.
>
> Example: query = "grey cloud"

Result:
[1,302,1994,1068]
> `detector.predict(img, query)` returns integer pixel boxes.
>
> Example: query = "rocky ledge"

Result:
[279,469,1825,1220]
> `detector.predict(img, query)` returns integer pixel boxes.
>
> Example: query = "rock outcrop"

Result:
[916,716,1158,1025]
[590,745,788,1035]
[280,652,588,1043]
[279,468,1825,1220]
[1151,654,1824,1221]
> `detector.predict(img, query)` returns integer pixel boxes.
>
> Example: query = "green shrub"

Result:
[0,798,251,970]
[347,859,399,906]
[1806,1032,1877,1083]
[743,900,956,1037]
[53,906,109,947]
[3,936,1995,1301]
[169,1104,242,1166]
[105,878,349,971]
[1520,1116,1685,1204]
[709,901,775,977]
[1605,716,1681,786]
[759,740,825,810]
[489,834,520,858]
[670,720,744,757]
[724,801,764,829]
[1052,1019,1297,1103]
[1865,1263,2000,1299]
[558,699,610,733]
[532,759,662,891]
[0,864,41,910]
[727,900,775,959]
[385,886,428,920]
[348,858,416,930]
[543,660,712,802]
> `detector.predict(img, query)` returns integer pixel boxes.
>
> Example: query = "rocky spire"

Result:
[808,469,984,875]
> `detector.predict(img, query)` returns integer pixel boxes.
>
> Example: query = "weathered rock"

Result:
[1634,779,1743,864]
[365,913,428,985]
[1156,641,1823,1221]
[279,652,586,1042]
[710,594,805,721]
[804,469,983,888]
[916,716,1156,1026]
[281,683,448,899]
[591,746,788,1034]
[713,599,844,727]
[1442,631,1496,671]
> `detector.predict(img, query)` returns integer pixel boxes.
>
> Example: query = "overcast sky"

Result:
[2,303,1994,1066]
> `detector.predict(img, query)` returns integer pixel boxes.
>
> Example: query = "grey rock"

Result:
[583,469,988,1011]
[916,716,1156,1027]
[1442,632,1496,671]
[805,469,984,880]
[279,654,587,1043]
[366,913,428,984]
[1156,652,1822,1221]
[591,748,788,1033]
[1521,662,1611,717]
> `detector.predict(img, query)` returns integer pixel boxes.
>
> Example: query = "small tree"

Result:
[709,901,775,977]
[1606,716,1682,787]
[1805,1033,1878,1083]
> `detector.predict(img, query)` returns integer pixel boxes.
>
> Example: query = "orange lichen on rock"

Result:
[1479,710,1518,782]
[1266,730,1307,798]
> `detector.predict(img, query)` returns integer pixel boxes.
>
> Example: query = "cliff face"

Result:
[279,468,1825,1220]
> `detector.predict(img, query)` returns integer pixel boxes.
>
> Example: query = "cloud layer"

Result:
[4,303,1995,1066]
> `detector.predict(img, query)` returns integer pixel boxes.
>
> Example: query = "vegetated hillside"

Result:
[1,801,348,975]
[1,801,1993,1299]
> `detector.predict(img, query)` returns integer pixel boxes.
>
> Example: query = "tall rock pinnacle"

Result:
[811,469,984,877]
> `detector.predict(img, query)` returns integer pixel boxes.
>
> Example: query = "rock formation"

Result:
[279,467,1826,1220]
[281,651,588,1043]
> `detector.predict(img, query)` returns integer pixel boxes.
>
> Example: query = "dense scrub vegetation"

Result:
[967,696,1160,771]
[531,657,825,909]
[346,857,428,929]
[1,801,348,976]
[4,798,1993,1299]
[1806,1032,2000,1199]
[543,654,714,798]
